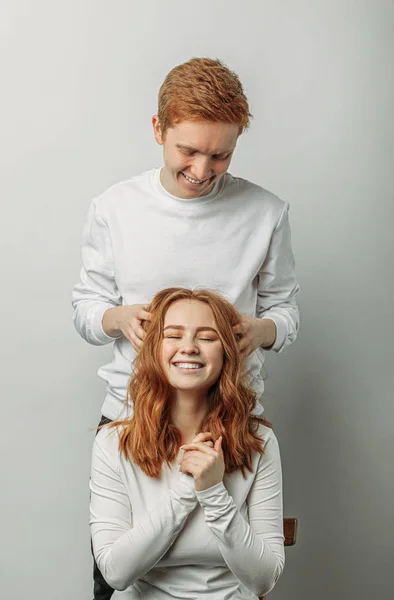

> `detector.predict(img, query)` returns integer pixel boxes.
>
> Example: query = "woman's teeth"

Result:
[174,362,203,369]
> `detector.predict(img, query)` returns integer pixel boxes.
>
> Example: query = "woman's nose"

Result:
[180,341,199,354]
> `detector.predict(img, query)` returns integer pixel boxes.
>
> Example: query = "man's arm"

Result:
[234,203,299,356]
[256,202,300,353]
[72,199,123,346]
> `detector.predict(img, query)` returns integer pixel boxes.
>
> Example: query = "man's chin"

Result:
[177,174,216,198]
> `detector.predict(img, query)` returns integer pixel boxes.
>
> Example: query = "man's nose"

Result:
[192,157,212,181]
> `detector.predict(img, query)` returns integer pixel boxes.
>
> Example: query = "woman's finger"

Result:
[180,442,217,455]
[180,456,205,471]
[180,451,209,462]
[214,436,223,454]
[192,432,213,445]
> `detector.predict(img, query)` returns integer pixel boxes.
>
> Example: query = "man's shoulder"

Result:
[225,173,286,212]
[92,168,157,213]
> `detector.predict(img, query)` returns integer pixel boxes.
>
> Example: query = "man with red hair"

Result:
[73,57,299,600]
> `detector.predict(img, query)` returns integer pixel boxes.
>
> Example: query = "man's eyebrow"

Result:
[163,325,218,333]
[175,144,233,156]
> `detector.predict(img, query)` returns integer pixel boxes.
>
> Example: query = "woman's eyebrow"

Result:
[163,325,218,333]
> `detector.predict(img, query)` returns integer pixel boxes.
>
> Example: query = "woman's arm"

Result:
[195,431,285,598]
[90,430,198,591]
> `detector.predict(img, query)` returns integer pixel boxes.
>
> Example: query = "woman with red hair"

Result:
[90,288,284,599]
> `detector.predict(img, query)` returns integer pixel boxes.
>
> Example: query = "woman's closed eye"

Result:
[164,335,217,342]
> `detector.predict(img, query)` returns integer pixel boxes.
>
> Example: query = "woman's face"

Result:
[161,299,224,393]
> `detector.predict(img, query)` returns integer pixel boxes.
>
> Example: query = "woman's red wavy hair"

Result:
[109,288,269,478]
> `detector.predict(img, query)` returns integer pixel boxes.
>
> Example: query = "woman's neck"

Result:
[170,390,209,445]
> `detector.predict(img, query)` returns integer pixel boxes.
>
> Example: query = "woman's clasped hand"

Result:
[179,431,225,492]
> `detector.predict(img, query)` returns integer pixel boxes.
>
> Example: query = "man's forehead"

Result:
[170,121,239,153]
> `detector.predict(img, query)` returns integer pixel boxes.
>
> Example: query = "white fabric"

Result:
[90,424,284,599]
[72,168,299,419]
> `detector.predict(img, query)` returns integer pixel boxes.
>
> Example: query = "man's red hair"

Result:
[157,57,252,136]
[110,288,269,478]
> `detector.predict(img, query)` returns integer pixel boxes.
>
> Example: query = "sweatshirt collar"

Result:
[152,167,224,208]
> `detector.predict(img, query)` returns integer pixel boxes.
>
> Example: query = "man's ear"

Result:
[152,115,164,145]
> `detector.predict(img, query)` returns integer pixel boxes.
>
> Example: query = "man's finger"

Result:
[237,338,249,352]
[135,326,146,341]
[232,324,244,335]
[138,309,152,321]
[130,331,143,350]
[125,329,138,347]
[240,345,252,357]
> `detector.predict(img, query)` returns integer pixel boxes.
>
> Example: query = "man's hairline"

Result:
[154,115,245,140]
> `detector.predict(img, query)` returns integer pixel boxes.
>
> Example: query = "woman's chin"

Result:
[169,379,211,394]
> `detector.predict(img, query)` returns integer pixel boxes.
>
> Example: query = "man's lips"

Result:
[181,172,214,185]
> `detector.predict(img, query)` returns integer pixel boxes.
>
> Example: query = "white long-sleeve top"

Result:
[72,168,299,419]
[90,424,284,599]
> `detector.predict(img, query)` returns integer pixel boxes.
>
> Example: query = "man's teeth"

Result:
[183,173,208,184]
[174,362,203,369]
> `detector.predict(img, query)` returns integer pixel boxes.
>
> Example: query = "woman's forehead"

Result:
[164,299,216,328]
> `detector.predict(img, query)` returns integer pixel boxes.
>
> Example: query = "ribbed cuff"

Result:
[88,303,122,345]
[262,314,287,352]
[170,473,198,509]
[195,481,227,502]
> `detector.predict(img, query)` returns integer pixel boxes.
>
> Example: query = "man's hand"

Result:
[179,436,224,492]
[102,304,151,351]
[233,315,277,357]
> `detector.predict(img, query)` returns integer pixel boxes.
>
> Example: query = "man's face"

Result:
[152,118,239,199]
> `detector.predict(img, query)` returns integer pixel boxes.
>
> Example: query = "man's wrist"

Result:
[259,318,277,348]
[102,306,122,338]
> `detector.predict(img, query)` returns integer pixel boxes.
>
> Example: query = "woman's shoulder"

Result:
[93,424,122,462]
[255,422,280,454]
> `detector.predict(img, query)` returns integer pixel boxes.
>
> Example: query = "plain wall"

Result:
[1,1,393,599]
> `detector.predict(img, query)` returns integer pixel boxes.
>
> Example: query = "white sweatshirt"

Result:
[90,424,284,599]
[72,168,299,419]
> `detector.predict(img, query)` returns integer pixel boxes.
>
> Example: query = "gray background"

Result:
[1,1,393,599]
